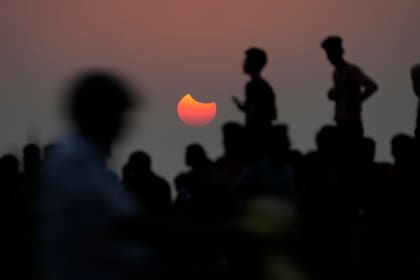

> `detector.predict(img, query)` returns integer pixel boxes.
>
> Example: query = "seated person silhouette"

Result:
[40,71,157,280]
[411,64,420,142]
[231,125,296,204]
[321,36,378,138]
[232,48,277,131]
[214,122,248,188]
[123,150,172,214]
[174,144,214,217]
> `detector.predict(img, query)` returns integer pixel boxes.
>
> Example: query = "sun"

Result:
[177,93,217,127]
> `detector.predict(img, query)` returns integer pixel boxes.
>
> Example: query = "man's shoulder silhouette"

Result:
[246,77,275,100]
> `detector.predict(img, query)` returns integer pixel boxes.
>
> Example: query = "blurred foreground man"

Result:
[39,72,157,280]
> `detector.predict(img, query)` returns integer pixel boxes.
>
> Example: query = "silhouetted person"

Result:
[233,48,277,130]
[40,71,157,280]
[16,144,43,280]
[23,144,41,182]
[0,154,21,280]
[232,125,296,203]
[175,144,214,216]
[411,64,420,142]
[321,36,378,139]
[214,122,248,188]
[301,125,354,280]
[123,150,172,214]
[0,154,20,196]
[390,134,420,280]
[392,134,416,170]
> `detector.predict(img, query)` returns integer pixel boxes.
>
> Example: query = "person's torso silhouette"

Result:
[233,48,277,130]
[322,36,378,138]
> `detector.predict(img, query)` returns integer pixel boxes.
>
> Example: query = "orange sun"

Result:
[177,93,217,127]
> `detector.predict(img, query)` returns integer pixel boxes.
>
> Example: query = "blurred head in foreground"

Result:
[67,71,134,153]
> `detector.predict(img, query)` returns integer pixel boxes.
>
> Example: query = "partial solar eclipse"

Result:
[177,93,217,127]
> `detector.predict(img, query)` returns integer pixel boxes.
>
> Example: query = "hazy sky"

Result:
[1,0,419,183]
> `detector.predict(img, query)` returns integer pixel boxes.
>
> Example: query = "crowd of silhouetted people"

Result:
[1,36,420,280]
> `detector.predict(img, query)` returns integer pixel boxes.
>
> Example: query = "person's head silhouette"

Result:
[185,143,210,169]
[243,48,267,77]
[67,71,134,153]
[267,125,290,162]
[23,143,41,174]
[321,36,345,67]
[128,151,152,174]
[0,154,20,176]
[222,122,245,153]
[392,134,415,167]
[361,137,376,164]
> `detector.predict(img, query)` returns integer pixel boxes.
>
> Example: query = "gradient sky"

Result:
[1,0,419,183]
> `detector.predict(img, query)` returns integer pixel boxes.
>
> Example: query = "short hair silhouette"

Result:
[392,134,415,165]
[23,143,41,169]
[321,36,343,52]
[67,71,134,149]
[185,143,209,168]
[268,125,290,151]
[361,137,376,163]
[321,36,345,67]
[316,125,338,152]
[244,47,267,74]
[222,122,245,149]
[128,151,152,171]
[0,154,20,174]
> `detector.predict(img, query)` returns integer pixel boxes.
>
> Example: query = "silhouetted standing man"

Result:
[321,36,378,138]
[233,48,277,130]
[411,64,420,142]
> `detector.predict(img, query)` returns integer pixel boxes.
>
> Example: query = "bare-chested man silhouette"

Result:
[233,48,277,130]
[321,36,378,138]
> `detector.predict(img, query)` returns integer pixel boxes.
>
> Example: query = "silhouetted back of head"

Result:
[128,150,152,172]
[321,36,344,66]
[23,143,41,173]
[392,134,415,167]
[68,71,134,149]
[244,47,267,76]
[361,137,376,164]
[0,154,20,176]
[316,125,338,155]
[267,125,290,161]
[222,122,245,152]
[185,143,210,168]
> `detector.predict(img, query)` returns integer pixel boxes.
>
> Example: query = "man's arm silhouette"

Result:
[232,96,246,112]
[357,67,378,102]
[327,88,338,101]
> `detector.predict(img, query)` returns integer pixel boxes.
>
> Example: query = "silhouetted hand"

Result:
[232,96,244,111]
[327,88,337,101]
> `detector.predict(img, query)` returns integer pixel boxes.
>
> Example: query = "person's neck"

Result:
[250,73,261,79]
[335,60,347,70]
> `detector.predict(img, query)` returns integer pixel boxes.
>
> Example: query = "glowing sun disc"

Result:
[177,93,217,127]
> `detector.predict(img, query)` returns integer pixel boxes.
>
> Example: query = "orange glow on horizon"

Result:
[177,93,217,127]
